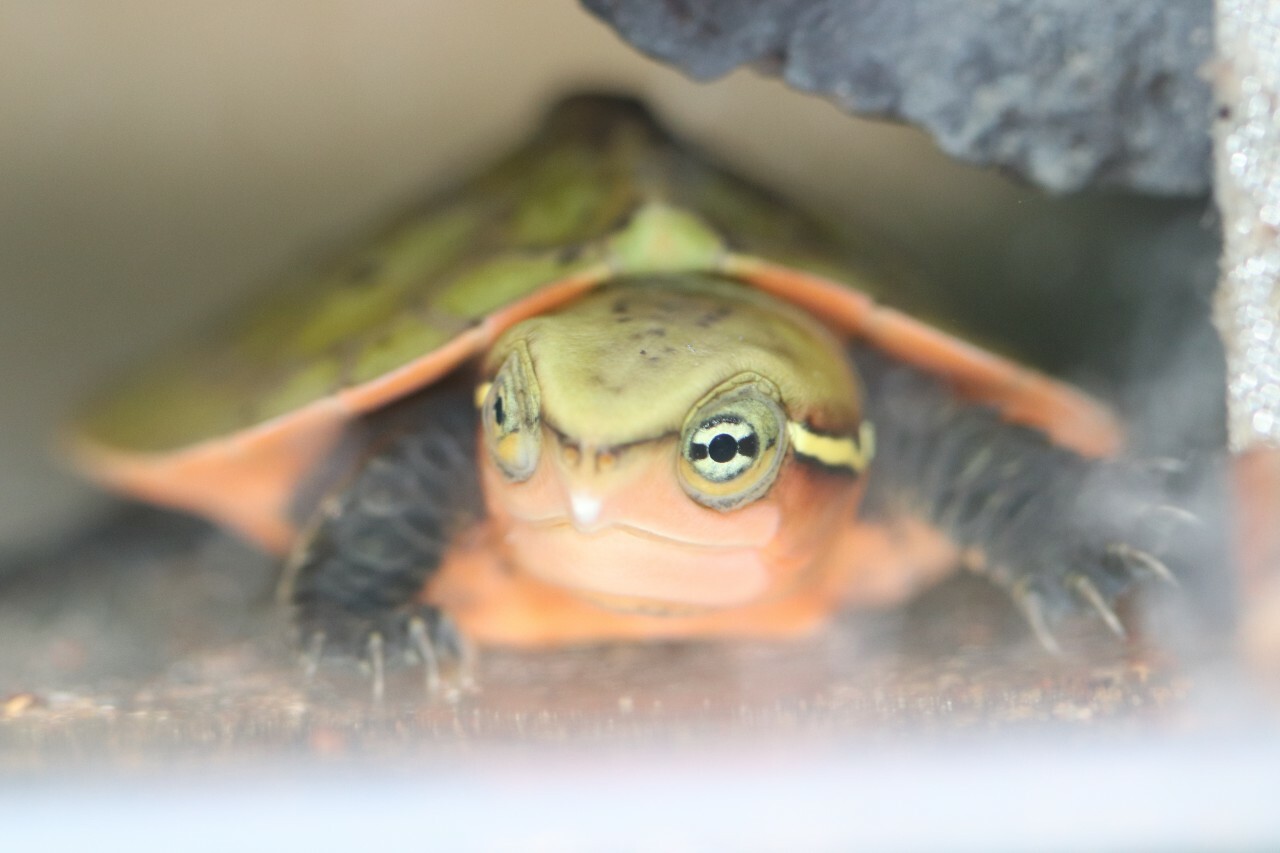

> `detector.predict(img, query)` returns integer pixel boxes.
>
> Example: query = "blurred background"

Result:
[0,0,1220,558]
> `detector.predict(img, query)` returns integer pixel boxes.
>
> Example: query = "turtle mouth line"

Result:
[511,514,760,551]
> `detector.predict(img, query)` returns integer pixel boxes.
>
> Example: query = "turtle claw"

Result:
[366,631,386,701]
[1069,574,1127,639]
[301,631,326,679]
[408,616,442,695]
[1108,542,1180,588]
[1137,456,1190,477]
[415,612,478,700]
[1013,584,1062,655]
[449,629,480,696]
[1146,503,1203,528]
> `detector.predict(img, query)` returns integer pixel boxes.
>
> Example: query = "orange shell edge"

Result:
[73,261,1123,553]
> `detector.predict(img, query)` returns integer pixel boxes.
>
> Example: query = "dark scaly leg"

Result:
[854,346,1203,650]
[282,377,482,692]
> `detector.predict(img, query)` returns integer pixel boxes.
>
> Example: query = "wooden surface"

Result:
[0,505,1229,770]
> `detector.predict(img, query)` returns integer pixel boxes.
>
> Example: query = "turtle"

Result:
[70,94,1185,691]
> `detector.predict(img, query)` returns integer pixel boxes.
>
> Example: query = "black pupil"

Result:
[493,395,506,427]
[708,433,739,463]
[689,423,758,467]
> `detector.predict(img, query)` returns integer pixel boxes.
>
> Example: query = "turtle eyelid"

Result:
[482,352,542,481]
[541,417,677,455]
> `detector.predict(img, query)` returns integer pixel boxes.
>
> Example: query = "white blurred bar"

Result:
[3,735,1279,851]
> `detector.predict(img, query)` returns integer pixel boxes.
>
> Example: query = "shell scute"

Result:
[71,94,1122,549]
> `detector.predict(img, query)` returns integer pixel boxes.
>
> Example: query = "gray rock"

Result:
[582,0,1213,194]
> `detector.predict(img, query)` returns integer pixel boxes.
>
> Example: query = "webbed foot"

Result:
[994,457,1207,653]
[298,604,476,700]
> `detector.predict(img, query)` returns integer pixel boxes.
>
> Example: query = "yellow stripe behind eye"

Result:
[474,382,492,410]
[786,421,875,473]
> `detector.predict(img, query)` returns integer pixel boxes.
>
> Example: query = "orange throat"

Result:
[499,518,778,611]
[422,447,891,647]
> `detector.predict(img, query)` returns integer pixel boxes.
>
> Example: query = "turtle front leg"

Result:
[282,382,482,695]
[855,347,1212,651]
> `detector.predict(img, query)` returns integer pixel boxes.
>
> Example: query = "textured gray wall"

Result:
[584,0,1213,193]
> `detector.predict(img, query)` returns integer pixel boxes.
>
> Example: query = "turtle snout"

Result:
[568,490,606,531]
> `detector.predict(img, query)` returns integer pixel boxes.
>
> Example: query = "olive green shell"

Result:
[77,95,900,455]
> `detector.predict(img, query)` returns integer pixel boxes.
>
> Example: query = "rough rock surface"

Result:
[582,0,1213,194]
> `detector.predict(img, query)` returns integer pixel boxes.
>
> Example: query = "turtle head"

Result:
[475,275,873,612]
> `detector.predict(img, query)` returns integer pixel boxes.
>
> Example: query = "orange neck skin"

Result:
[441,425,865,642]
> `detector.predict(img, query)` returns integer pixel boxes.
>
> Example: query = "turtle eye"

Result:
[678,378,787,510]
[481,350,541,482]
